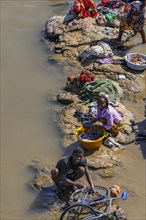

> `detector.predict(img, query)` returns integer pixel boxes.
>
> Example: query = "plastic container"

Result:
[74,126,108,149]
[125,53,146,71]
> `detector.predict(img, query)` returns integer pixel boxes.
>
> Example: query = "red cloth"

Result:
[79,70,96,83]
[100,0,124,9]
[102,0,109,4]
[67,70,96,86]
[70,0,98,19]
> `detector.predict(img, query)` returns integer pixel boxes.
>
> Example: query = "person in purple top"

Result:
[92,93,124,136]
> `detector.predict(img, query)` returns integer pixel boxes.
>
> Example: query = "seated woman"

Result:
[92,93,124,136]
[111,0,146,44]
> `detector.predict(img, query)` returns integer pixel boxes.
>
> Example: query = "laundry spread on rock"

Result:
[69,0,98,19]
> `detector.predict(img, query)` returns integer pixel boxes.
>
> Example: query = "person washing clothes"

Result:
[91,93,124,136]
[51,147,97,197]
[111,0,146,44]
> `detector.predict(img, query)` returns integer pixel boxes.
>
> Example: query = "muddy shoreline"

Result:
[28,12,146,219]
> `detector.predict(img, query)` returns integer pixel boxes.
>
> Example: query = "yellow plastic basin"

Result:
[74,125,108,149]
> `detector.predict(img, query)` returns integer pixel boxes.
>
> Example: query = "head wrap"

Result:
[98,92,109,105]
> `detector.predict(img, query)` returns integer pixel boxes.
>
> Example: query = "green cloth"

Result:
[105,13,114,22]
[80,78,120,104]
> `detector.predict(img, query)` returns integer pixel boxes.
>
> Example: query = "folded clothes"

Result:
[97,57,126,65]
[98,57,113,64]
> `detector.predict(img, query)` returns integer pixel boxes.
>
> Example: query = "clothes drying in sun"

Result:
[69,0,98,19]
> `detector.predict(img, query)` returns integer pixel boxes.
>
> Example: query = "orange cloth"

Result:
[70,0,98,18]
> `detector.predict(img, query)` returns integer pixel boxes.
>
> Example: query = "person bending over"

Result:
[51,147,97,195]
[92,93,124,136]
[111,0,146,44]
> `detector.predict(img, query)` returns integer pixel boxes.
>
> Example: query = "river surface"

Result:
[1,1,146,220]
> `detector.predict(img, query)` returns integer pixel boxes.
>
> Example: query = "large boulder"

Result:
[43,15,133,55]
[29,160,53,191]
[43,15,144,96]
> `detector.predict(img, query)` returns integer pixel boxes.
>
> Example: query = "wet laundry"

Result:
[79,130,103,140]
[73,109,95,124]
[97,57,126,65]
[80,78,120,104]
[69,0,98,19]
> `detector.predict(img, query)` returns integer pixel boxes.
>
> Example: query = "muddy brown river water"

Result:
[1,0,146,219]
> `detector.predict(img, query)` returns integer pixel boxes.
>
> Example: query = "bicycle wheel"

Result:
[70,186,108,204]
[60,203,97,220]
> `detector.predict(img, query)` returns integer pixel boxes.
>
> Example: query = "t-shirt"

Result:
[95,104,123,130]
[56,155,88,180]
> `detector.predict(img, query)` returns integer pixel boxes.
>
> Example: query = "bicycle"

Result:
[69,185,108,205]
[60,187,128,220]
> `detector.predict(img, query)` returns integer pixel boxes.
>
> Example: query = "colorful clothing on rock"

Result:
[69,0,98,18]
[120,1,144,32]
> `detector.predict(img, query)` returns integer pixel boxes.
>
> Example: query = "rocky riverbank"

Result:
[29,13,145,219]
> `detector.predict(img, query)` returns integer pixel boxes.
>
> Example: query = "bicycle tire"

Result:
[60,203,97,220]
[70,185,108,204]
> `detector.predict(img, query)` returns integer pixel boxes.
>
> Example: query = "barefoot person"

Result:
[51,147,97,196]
[111,0,146,44]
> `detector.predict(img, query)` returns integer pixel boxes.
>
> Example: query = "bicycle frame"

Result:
[71,187,97,203]
[82,192,128,220]
[60,191,128,220]
[70,185,109,204]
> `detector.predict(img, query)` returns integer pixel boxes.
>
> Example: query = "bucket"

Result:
[74,125,108,149]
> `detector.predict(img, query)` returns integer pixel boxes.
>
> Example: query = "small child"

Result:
[92,93,123,136]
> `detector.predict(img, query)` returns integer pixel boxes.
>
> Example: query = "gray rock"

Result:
[57,91,80,104]
[29,160,53,191]
[43,15,143,96]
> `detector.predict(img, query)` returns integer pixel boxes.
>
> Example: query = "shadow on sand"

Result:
[29,185,58,214]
